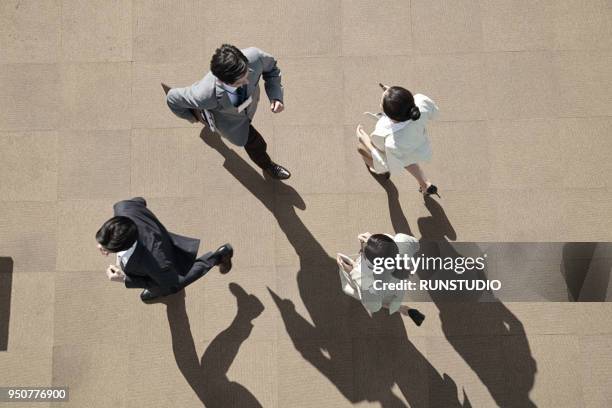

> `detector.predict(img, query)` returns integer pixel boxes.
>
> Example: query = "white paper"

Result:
[203,109,216,132]
[237,96,253,113]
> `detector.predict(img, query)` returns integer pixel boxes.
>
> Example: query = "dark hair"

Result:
[96,216,138,253]
[382,86,421,122]
[363,234,399,264]
[210,44,248,84]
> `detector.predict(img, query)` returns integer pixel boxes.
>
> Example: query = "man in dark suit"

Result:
[96,197,233,303]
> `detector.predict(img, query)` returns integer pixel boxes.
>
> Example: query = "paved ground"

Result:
[1,1,612,407]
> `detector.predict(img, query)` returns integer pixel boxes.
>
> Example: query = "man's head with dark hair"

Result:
[210,44,249,86]
[96,216,138,255]
[363,234,399,265]
[380,85,421,122]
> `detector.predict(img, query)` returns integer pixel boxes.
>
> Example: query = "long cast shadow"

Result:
[374,178,413,237]
[0,257,13,351]
[562,242,611,301]
[413,196,538,407]
[165,282,264,407]
[201,130,470,407]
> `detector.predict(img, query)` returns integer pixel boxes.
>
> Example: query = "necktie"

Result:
[235,86,247,106]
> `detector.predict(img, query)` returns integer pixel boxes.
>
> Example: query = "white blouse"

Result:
[369,94,439,174]
[339,233,420,315]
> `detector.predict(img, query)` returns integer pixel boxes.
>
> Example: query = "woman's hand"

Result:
[336,254,355,273]
[358,232,372,244]
[356,125,383,154]
[356,125,373,148]
[356,124,368,138]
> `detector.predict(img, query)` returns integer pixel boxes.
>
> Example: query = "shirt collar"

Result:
[374,114,411,135]
[220,82,238,93]
[217,67,254,93]
[116,240,137,258]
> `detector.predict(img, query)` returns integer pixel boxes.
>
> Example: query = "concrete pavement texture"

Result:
[1,1,612,407]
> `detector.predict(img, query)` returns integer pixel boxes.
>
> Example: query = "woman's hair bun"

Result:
[382,86,420,122]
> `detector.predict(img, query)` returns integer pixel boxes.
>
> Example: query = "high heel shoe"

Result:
[407,308,426,326]
[419,184,440,198]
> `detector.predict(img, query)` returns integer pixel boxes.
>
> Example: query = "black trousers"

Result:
[153,252,217,296]
[244,125,272,169]
[177,252,217,288]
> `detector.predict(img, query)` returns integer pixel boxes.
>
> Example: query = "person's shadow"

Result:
[201,129,471,407]
[0,257,13,351]
[164,282,265,407]
[412,196,538,408]
[375,177,413,237]
[561,242,611,301]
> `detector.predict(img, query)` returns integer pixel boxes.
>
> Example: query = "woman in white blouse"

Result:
[336,232,425,326]
[357,84,440,197]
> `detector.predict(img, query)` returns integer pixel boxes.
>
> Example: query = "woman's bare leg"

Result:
[405,163,431,191]
[385,304,418,316]
[398,305,411,314]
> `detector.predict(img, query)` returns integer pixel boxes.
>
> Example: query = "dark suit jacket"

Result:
[113,197,200,292]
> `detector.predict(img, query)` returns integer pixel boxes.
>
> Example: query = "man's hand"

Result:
[270,100,284,113]
[106,265,126,283]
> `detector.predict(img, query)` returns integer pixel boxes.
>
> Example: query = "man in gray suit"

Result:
[164,44,291,180]
[96,197,233,303]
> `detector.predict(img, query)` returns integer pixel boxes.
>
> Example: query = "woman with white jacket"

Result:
[357,84,440,197]
[336,232,425,326]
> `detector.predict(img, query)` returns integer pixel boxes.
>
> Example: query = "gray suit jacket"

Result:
[166,47,283,146]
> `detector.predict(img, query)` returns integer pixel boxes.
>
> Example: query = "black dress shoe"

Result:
[265,163,291,180]
[407,308,426,326]
[140,289,161,303]
[214,243,233,274]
